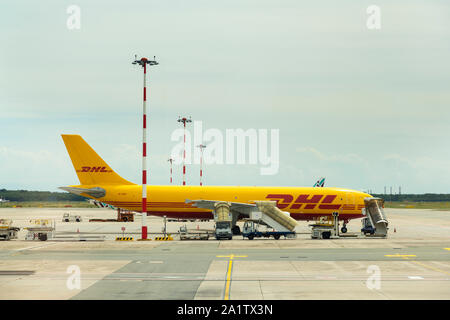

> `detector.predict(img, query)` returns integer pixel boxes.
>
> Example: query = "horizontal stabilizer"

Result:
[59,186,106,198]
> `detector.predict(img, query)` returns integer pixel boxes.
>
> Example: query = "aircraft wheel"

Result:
[274,235,280,240]
[248,235,254,240]
[341,226,347,233]
[232,225,241,235]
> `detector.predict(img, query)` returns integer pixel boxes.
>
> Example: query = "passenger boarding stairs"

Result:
[363,197,389,237]
[252,201,298,232]
[186,199,298,233]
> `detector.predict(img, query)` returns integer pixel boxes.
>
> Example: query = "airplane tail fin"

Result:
[313,177,325,187]
[61,134,133,186]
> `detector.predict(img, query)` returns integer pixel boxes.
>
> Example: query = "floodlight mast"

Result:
[167,158,174,184]
[132,56,158,240]
[197,144,206,186]
[177,116,192,186]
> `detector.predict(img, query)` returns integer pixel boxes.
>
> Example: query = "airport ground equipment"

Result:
[309,212,340,239]
[62,213,82,222]
[213,202,233,240]
[179,225,211,240]
[117,209,134,222]
[242,220,296,240]
[254,201,298,232]
[89,208,134,222]
[361,197,388,237]
[361,218,376,235]
[25,219,55,241]
[0,219,20,240]
[187,199,298,238]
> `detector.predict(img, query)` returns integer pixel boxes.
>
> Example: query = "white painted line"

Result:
[149,261,163,264]
[13,242,58,252]
[315,276,337,280]
[408,276,424,280]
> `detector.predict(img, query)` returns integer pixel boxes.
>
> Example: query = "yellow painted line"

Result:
[386,253,450,276]
[224,259,233,300]
[444,248,450,251]
[216,254,247,300]
[216,254,248,259]
[410,260,450,276]
[385,254,416,259]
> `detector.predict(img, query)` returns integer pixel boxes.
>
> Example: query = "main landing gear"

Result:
[341,224,348,234]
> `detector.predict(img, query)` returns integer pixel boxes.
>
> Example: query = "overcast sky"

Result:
[1,0,449,193]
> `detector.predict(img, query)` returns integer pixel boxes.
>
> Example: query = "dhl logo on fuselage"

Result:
[76,166,112,173]
[266,194,344,210]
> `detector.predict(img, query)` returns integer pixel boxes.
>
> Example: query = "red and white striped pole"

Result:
[168,158,173,184]
[197,144,206,186]
[177,116,192,186]
[133,56,158,240]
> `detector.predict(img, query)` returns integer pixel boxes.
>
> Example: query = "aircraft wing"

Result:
[185,199,257,215]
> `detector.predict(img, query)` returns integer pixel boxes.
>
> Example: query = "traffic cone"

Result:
[394,227,396,233]
[77,228,79,233]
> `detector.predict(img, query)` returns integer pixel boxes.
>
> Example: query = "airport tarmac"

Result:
[0,207,449,300]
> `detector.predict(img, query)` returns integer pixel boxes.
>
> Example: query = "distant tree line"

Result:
[0,189,86,202]
[372,193,450,202]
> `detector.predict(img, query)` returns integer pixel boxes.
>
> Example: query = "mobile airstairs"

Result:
[251,201,297,232]
[187,199,298,239]
[243,201,298,240]
[361,197,389,237]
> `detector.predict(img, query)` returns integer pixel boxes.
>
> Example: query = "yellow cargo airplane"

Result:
[60,135,371,234]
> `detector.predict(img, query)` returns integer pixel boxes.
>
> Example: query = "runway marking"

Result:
[409,260,450,276]
[11,242,59,255]
[216,254,247,300]
[444,248,450,251]
[149,261,164,264]
[408,276,424,280]
[316,276,337,280]
[384,254,416,259]
[386,253,450,276]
